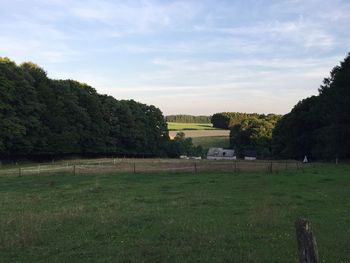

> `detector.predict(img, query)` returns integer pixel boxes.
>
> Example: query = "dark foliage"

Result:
[229,115,280,158]
[164,132,203,158]
[211,112,280,129]
[0,58,171,158]
[272,53,350,160]
[165,115,211,123]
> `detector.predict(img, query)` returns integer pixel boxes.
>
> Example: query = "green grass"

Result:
[1,164,350,262]
[167,122,218,131]
[192,136,230,149]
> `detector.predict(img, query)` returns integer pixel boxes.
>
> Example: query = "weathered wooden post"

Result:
[295,218,319,263]
[270,161,273,173]
[73,165,76,176]
[267,161,273,174]
[133,162,136,174]
[194,162,197,174]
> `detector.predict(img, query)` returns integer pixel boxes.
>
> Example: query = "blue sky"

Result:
[1,0,349,115]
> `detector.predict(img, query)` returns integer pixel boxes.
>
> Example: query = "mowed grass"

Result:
[1,164,350,262]
[167,122,218,131]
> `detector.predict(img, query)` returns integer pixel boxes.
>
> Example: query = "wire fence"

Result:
[0,158,304,177]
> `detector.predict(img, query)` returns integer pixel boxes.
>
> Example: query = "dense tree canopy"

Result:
[165,115,211,123]
[211,112,280,129]
[229,115,280,158]
[272,53,350,160]
[0,58,170,158]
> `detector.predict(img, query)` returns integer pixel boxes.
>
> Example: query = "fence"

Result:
[0,158,304,177]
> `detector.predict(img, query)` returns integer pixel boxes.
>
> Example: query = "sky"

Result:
[1,0,349,115]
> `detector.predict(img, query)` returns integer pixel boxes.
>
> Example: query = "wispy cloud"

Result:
[195,19,335,50]
[69,0,201,34]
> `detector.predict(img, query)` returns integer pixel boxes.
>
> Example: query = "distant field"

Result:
[192,136,230,149]
[167,122,218,131]
[168,122,230,148]
[169,130,230,149]
[1,164,349,262]
[169,130,230,138]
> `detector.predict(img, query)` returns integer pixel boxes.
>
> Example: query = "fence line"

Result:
[0,159,305,177]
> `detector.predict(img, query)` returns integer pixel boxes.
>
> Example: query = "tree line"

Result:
[0,58,200,159]
[2,53,348,161]
[165,115,211,123]
[211,112,281,130]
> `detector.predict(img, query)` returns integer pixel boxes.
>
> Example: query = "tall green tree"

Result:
[230,117,275,158]
[272,53,350,160]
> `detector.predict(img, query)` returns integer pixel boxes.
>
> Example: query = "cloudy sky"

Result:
[1,0,349,115]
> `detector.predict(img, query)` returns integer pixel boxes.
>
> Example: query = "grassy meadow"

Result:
[1,164,349,262]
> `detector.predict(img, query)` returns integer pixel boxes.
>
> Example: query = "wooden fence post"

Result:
[73,165,76,176]
[267,161,273,174]
[194,163,197,174]
[19,167,22,177]
[133,162,136,174]
[270,161,273,173]
[295,218,319,263]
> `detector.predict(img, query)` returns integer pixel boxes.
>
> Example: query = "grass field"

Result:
[169,130,230,138]
[192,136,230,149]
[1,164,349,262]
[167,122,218,131]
